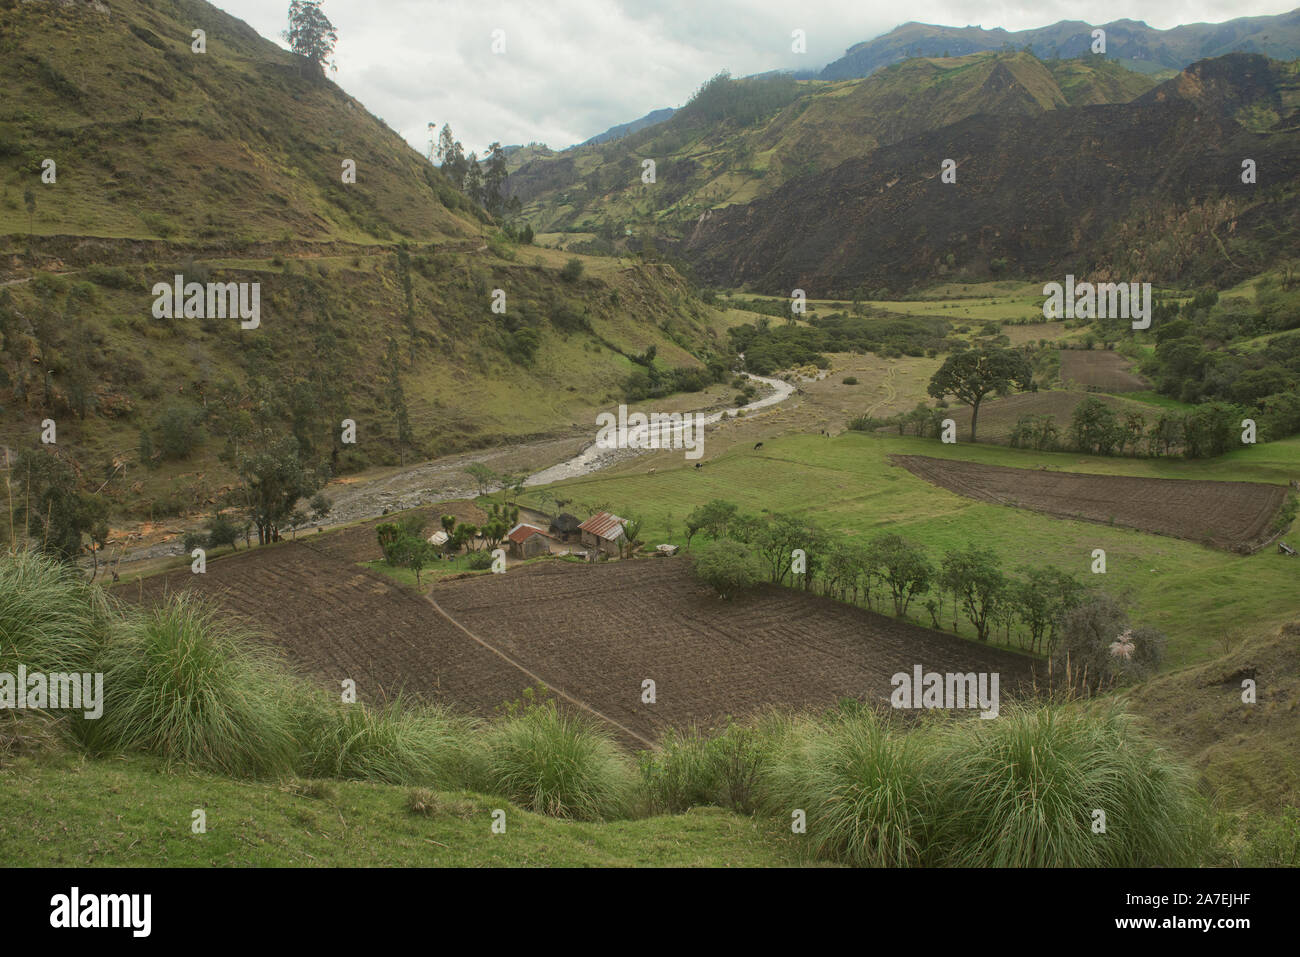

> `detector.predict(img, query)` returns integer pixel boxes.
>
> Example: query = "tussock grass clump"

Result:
[763,709,939,867]
[0,550,110,676]
[753,701,1208,867]
[76,595,297,777]
[407,787,438,816]
[485,701,636,821]
[929,702,1209,867]
[292,691,484,789]
[641,714,793,814]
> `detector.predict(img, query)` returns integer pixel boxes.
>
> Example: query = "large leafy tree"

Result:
[237,433,325,545]
[927,347,1033,442]
[865,533,933,617]
[939,544,1007,642]
[283,1,338,78]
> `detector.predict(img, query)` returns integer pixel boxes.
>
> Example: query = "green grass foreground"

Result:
[0,753,794,868]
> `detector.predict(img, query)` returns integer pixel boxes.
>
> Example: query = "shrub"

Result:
[641,715,790,814]
[76,596,297,777]
[466,549,494,570]
[84,265,134,289]
[1051,593,1165,689]
[485,700,636,820]
[559,258,584,282]
[691,538,765,599]
[154,402,204,460]
[841,376,858,385]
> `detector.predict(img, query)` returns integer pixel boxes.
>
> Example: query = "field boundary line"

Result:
[293,536,658,747]
[421,592,659,750]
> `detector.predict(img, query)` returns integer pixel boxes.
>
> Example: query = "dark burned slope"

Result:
[684,55,1300,295]
[893,454,1288,553]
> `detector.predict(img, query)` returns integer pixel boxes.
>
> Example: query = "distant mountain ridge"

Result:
[820,10,1300,80]
[580,108,677,147]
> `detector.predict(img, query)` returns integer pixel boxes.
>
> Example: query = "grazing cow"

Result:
[694,462,703,469]
[754,442,764,450]
[648,467,656,475]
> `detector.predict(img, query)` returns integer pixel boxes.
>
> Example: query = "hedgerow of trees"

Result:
[685,498,1163,676]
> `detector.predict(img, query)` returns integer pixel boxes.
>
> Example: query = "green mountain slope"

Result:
[0,0,486,243]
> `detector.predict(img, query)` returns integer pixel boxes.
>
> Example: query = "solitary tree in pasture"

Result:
[927,347,1033,442]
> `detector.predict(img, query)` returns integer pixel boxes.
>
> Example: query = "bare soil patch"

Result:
[433,558,1031,739]
[124,537,527,715]
[893,454,1287,553]
[1059,350,1148,392]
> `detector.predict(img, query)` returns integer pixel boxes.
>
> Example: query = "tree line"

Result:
[684,499,1166,684]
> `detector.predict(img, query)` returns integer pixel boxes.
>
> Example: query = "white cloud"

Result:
[213,0,1299,154]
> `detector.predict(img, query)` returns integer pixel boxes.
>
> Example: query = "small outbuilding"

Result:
[506,523,551,559]
[579,511,626,557]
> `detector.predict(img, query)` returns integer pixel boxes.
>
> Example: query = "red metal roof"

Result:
[578,511,625,540]
[506,523,547,544]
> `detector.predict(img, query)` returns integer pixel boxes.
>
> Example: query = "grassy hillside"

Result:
[683,55,1300,294]
[0,0,734,527]
[0,0,483,243]
[0,247,727,521]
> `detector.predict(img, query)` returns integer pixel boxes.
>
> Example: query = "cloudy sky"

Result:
[215,0,1297,156]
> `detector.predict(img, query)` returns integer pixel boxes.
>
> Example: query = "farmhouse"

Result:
[579,511,626,557]
[549,512,583,542]
[506,523,551,559]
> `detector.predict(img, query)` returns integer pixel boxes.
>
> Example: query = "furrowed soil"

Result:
[124,538,1031,745]
[893,454,1287,553]
[1059,349,1149,392]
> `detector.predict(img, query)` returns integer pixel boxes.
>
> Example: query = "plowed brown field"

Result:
[1059,350,1148,392]
[126,544,1031,745]
[893,454,1287,553]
